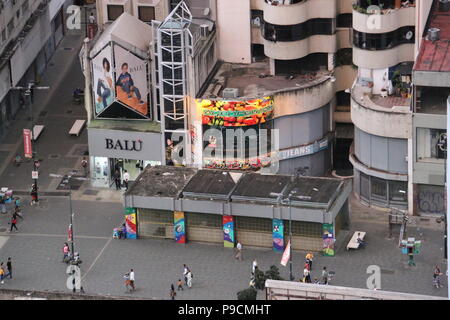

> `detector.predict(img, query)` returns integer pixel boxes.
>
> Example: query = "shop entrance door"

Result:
[91,156,110,188]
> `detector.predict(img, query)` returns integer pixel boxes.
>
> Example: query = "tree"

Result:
[265,265,284,281]
[237,287,257,300]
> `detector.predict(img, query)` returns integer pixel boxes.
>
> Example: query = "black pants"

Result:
[124,181,128,190]
[10,223,18,231]
[7,269,12,279]
[115,179,121,190]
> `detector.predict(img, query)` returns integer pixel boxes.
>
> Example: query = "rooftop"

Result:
[126,165,197,198]
[88,119,161,133]
[200,60,333,100]
[413,2,450,73]
[231,173,291,203]
[182,170,237,200]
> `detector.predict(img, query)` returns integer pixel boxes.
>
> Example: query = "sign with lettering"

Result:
[277,137,328,161]
[105,138,143,152]
[23,129,33,158]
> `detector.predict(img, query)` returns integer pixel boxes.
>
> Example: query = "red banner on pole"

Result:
[23,129,32,158]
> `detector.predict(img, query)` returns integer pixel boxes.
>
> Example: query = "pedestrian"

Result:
[6,258,12,279]
[30,183,38,205]
[303,267,311,283]
[81,157,88,177]
[14,197,21,210]
[433,265,443,288]
[114,169,121,190]
[0,263,5,284]
[88,12,96,25]
[123,170,130,191]
[120,223,127,239]
[183,264,189,286]
[235,241,243,261]
[186,269,193,288]
[14,206,23,220]
[305,252,314,270]
[252,259,258,275]
[124,272,131,292]
[0,196,6,214]
[129,269,135,291]
[177,279,184,291]
[322,266,329,285]
[304,261,310,271]
[170,284,176,300]
[63,242,70,262]
[9,213,18,232]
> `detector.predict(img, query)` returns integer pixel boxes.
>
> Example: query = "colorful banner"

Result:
[223,215,234,248]
[174,211,186,244]
[280,240,290,267]
[125,211,137,239]
[198,97,274,127]
[23,129,32,158]
[92,44,114,115]
[272,219,284,252]
[113,45,149,117]
[322,223,335,256]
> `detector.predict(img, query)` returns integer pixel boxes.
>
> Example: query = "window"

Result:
[371,177,387,206]
[107,5,124,21]
[263,18,334,42]
[416,128,447,162]
[138,6,155,23]
[353,26,415,50]
[16,9,20,19]
[389,181,407,207]
[7,19,14,35]
[22,0,29,13]
[337,14,352,28]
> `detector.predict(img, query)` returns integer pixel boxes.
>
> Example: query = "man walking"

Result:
[81,157,88,177]
[6,258,12,279]
[252,259,258,275]
[322,266,329,285]
[186,269,193,288]
[235,241,243,261]
[123,170,130,191]
[114,169,121,190]
[129,269,135,292]
[183,264,189,287]
[9,214,18,232]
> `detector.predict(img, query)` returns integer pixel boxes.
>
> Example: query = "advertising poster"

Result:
[125,213,137,239]
[113,45,149,117]
[322,223,335,256]
[23,129,32,158]
[92,45,114,115]
[174,211,186,243]
[198,96,274,127]
[223,215,234,248]
[272,219,284,252]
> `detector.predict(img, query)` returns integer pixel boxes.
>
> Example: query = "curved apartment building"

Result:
[350,0,416,210]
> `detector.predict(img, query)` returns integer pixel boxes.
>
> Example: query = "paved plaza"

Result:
[0,26,447,300]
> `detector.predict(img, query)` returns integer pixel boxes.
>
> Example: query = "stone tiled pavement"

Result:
[0,20,448,300]
[0,198,447,300]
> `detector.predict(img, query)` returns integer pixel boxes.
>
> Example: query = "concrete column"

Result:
[340,199,351,230]
[408,137,414,215]
[269,58,276,76]
[83,38,92,125]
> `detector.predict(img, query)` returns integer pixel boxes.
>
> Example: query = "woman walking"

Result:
[9,214,18,232]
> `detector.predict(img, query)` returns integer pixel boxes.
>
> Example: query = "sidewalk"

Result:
[0,31,123,203]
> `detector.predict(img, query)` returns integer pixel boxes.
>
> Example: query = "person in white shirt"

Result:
[183,264,189,287]
[89,12,96,25]
[235,241,243,261]
[129,269,135,291]
[252,259,258,274]
[123,170,130,190]
[186,270,192,288]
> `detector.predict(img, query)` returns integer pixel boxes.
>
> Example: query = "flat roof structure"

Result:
[199,60,333,100]
[413,0,450,87]
[124,166,352,224]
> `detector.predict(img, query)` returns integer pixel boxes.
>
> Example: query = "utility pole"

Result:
[12,83,49,202]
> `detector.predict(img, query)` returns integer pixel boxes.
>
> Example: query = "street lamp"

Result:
[49,173,88,255]
[12,82,49,202]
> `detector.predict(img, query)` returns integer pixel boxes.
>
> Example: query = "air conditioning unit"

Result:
[223,88,240,99]
[200,24,209,38]
[252,17,261,27]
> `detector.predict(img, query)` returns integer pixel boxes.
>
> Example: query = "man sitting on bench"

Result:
[357,233,366,249]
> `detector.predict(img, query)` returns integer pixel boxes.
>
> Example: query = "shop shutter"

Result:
[185,212,222,244]
[138,209,173,239]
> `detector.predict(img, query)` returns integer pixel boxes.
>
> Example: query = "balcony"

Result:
[351,80,411,139]
[352,5,415,33]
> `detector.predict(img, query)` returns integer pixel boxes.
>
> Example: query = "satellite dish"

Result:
[203,7,210,16]
[405,31,413,40]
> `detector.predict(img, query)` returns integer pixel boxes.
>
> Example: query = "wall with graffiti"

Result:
[416,184,445,215]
